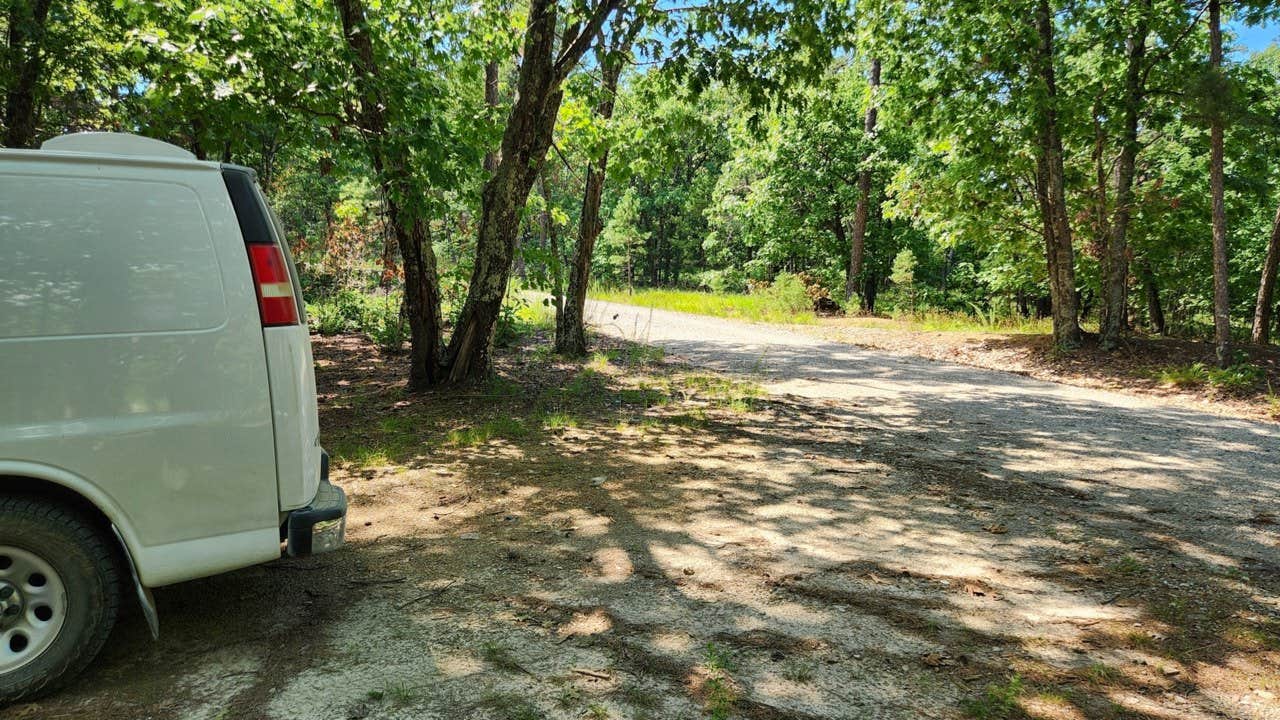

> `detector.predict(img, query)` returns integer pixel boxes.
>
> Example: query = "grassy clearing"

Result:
[841,309,1054,335]
[593,287,817,324]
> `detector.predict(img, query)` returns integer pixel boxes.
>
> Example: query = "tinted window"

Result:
[0,174,226,338]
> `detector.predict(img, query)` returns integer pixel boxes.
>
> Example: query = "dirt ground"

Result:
[7,306,1280,720]
[803,317,1280,423]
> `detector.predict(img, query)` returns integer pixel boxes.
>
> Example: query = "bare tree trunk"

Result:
[1252,201,1280,344]
[539,173,564,326]
[1101,2,1149,350]
[1034,0,1082,349]
[1209,0,1231,365]
[3,0,53,148]
[443,0,619,382]
[845,57,880,306]
[557,41,624,356]
[1140,260,1165,336]
[335,0,444,389]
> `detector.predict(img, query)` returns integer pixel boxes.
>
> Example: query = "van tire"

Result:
[0,496,121,704]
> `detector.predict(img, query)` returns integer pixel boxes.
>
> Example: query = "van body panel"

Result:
[0,157,281,581]
[262,326,321,510]
[243,177,322,511]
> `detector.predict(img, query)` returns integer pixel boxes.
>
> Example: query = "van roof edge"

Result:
[40,132,197,160]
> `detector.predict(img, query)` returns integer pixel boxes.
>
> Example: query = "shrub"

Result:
[360,293,407,352]
[760,272,811,316]
[696,268,748,294]
[1206,363,1264,393]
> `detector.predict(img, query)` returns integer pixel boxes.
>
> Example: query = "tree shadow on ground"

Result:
[18,331,1279,720]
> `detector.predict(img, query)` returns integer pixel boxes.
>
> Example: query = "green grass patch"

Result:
[963,675,1023,719]
[1156,361,1264,392]
[680,374,765,412]
[593,288,816,324]
[539,411,580,429]
[843,309,1053,335]
[446,417,528,447]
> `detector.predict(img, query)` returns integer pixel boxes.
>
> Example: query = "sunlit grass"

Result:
[593,288,816,324]
[841,309,1054,335]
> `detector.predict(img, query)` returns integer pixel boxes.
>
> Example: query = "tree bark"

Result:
[845,57,880,307]
[1208,0,1231,365]
[1251,200,1280,344]
[1140,260,1165,335]
[557,43,624,356]
[1034,0,1082,349]
[443,0,619,382]
[1100,2,1149,349]
[335,0,444,390]
[3,0,53,148]
[539,173,564,326]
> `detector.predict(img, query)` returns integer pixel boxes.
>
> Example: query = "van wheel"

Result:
[0,497,120,704]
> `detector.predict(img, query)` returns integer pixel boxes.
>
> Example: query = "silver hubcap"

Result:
[0,547,67,673]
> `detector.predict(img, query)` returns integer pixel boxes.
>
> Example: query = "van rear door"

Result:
[221,167,323,512]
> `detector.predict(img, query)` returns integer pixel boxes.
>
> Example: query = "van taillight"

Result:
[246,243,299,326]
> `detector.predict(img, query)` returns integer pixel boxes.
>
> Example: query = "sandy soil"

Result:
[8,304,1279,720]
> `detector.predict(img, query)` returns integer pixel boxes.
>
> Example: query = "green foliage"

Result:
[306,290,405,352]
[1157,362,1264,392]
[891,249,917,287]
[760,272,813,316]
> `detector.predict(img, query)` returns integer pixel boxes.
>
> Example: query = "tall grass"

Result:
[592,287,817,324]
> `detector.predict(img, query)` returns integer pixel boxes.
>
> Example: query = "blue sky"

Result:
[1231,20,1277,54]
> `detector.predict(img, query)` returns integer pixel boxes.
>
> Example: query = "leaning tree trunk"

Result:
[1034,0,1082,349]
[557,44,624,356]
[1252,201,1280,344]
[3,0,53,148]
[1208,0,1231,365]
[1100,5,1148,350]
[443,0,618,382]
[845,57,880,306]
[334,0,444,390]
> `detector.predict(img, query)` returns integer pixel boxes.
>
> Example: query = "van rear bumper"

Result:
[285,451,347,556]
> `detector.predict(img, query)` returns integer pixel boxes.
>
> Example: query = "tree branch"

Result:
[553,0,623,82]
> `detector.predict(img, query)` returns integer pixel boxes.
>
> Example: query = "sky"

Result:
[1231,20,1277,55]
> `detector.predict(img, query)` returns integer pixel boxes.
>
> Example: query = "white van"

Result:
[0,133,347,702]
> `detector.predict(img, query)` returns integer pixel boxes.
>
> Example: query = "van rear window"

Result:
[0,175,226,339]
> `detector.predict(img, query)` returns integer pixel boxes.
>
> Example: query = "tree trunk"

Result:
[557,44,623,356]
[539,173,564,326]
[1100,4,1149,350]
[845,57,880,306]
[443,0,618,382]
[3,0,53,148]
[1208,0,1231,365]
[1034,0,1082,349]
[1140,260,1165,335]
[1250,200,1280,344]
[335,0,444,389]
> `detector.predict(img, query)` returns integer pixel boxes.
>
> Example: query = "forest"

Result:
[5,0,1280,384]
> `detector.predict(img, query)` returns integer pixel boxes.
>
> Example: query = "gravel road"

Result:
[586,299,1280,564]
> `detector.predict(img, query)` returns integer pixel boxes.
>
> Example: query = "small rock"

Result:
[682,567,695,576]
[590,476,606,486]
[459,532,480,540]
